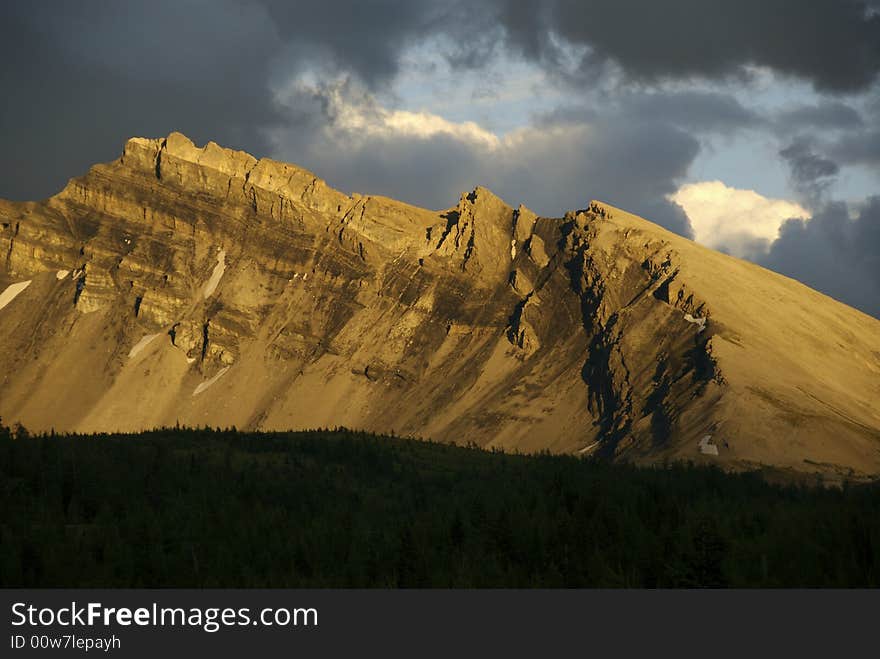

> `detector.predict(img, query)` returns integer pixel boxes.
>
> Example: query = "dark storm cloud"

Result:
[258,0,456,86]
[820,93,880,169]
[0,1,284,200]
[830,130,880,168]
[761,199,880,317]
[775,102,865,132]
[618,91,760,135]
[528,89,759,139]
[492,114,699,236]
[0,0,450,201]
[292,131,487,211]
[778,140,840,205]
[492,0,880,92]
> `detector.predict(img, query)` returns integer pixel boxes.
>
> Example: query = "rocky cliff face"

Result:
[2,133,879,481]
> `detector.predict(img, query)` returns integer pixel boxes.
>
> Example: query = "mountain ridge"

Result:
[1,132,879,481]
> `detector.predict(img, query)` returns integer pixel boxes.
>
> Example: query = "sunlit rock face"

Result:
[1,133,879,481]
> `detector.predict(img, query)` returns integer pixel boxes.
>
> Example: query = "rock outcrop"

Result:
[1,132,879,482]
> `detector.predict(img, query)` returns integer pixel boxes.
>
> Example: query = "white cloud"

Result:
[276,76,501,150]
[670,180,810,257]
[383,111,500,149]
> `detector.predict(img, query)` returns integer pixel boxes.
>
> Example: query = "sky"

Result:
[2,0,879,317]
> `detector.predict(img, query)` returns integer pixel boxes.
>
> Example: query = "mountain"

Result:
[1,132,878,481]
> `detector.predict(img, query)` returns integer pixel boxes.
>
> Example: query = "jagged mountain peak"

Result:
[1,134,878,483]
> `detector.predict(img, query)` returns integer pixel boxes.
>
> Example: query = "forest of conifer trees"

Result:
[1,422,878,587]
